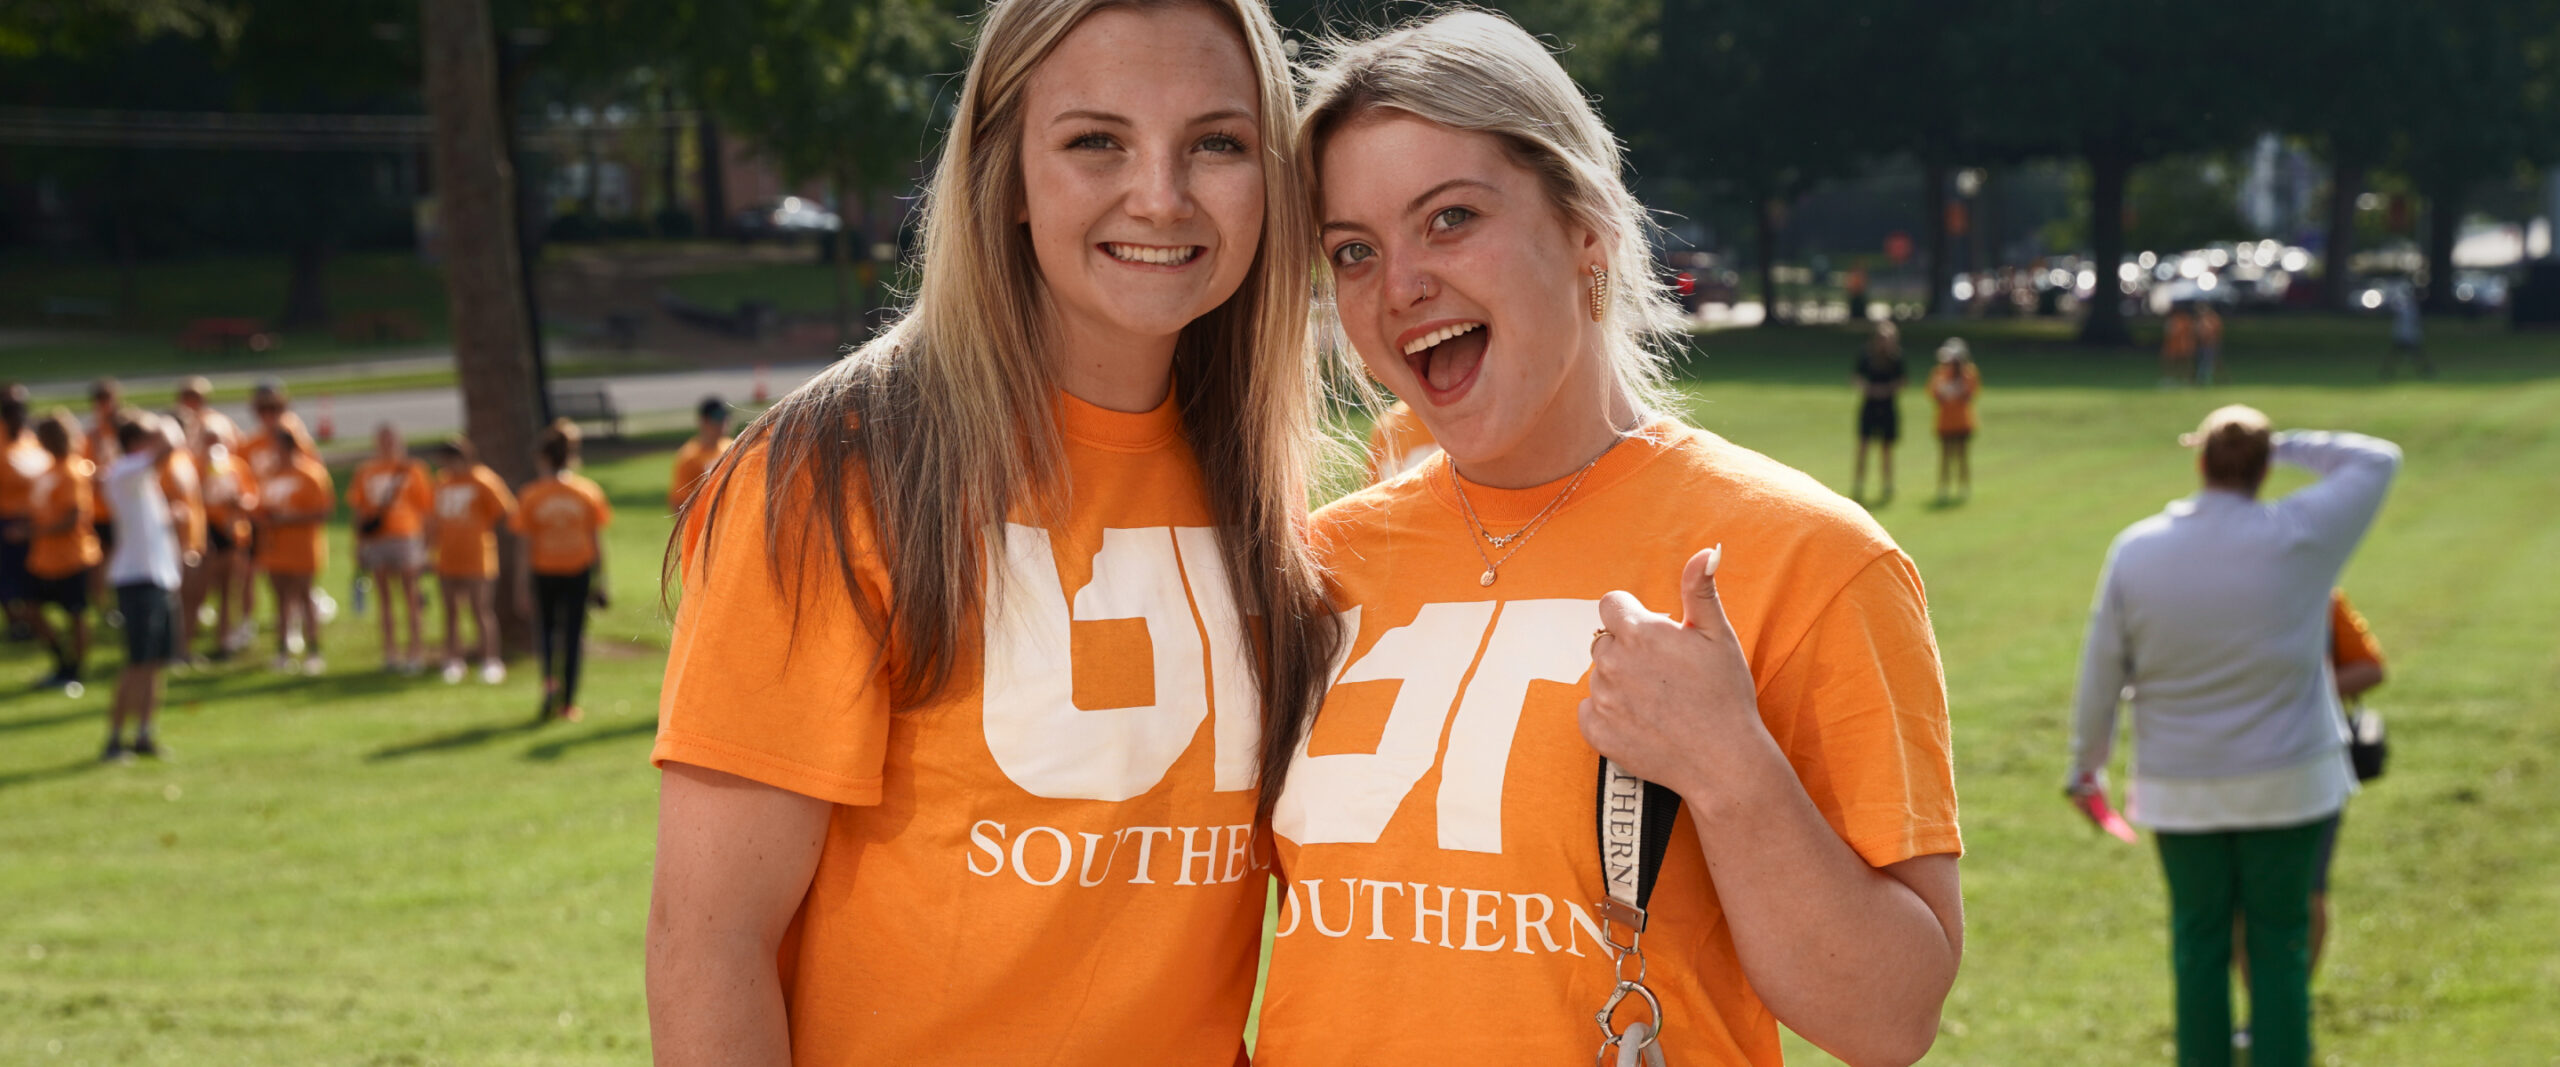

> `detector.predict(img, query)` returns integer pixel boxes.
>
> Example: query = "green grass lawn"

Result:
[3,316,2554,1064]
[0,252,457,382]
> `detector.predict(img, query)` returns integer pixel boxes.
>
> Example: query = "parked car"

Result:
[732,196,842,240]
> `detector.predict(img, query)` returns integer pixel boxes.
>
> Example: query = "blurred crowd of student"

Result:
[0,374,735,762]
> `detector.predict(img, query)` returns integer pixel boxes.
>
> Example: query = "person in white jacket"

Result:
[2067,403,2400,1067]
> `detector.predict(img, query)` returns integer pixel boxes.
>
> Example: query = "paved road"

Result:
[202,362,831,449]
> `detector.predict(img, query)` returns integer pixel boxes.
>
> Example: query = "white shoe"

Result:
[303,655,326,676]
[442,661,466,685]
[480,661,506,685]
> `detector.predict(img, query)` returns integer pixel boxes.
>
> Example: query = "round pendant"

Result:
[1479,569,1496,587]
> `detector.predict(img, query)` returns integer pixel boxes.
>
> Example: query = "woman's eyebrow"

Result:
[1322,177,1501,236]
[1047,107,1254,127]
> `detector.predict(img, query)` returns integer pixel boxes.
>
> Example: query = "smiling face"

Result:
[1319,111,1616,487]
[1018,4,1265,393]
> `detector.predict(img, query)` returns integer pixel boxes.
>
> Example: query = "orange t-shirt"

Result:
[2329,590,2383,670]
[28,456,102,579]
[669,434,732,510]
[510,473,611,576]
[256,458,335,576]
[651,392,1269,1064]
[0,434,51,522]
[2163,313,2196,358]
[1929,362,1981,436]
[199,448,258,545]
[431,465,517,579]
[1257,420,1962,1067]
[159,451,207,558]
[239,413,308,477]
[1363,401,1443,485]
[348,457,435,541]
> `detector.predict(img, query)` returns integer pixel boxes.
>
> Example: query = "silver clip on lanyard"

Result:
[1595,757,1680,1067]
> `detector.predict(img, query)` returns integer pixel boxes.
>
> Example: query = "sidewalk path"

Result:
[208,361,830,451]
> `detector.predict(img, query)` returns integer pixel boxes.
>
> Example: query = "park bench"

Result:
[549,384,623,440]
[333,309,427,344]
[42,296,111,325]
[178,318,277,354]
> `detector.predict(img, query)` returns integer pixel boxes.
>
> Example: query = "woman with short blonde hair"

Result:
[646,0,1337,1062]
[1259,12,1963,1066]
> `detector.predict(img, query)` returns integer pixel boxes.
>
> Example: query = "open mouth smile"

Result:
[1395,319,1489,405]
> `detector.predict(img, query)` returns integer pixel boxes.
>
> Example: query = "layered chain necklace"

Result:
[1449,436,1624,587]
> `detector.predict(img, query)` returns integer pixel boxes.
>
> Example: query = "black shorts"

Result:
[30,568,91,611]
[116,583,177,666]
[93,519,115,554]
[0,526,29,603]
[207,524,236,553]
[1858,400,1900,443]
[1938,429,1973,445]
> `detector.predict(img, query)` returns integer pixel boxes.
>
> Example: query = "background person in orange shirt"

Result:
[2317,589,2387,969]
[155,418,207,661]
[0,385,48,641]
[425,437,514,685]
[2162,302,2198,385]
[511,419,610,722]
[348,423,436,673]
[645,3,1339,1062]
[666,395,730,511]
[1930,337,1982,502]
[2196,301,2226,385]
[84,378,124,619]
[26,412,102,693]
[255,425,333,674]
[1260,16,1962,1065]
[1360,398,1442,484]
[191,423,257,661]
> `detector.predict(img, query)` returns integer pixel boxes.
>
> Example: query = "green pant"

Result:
[2155,815,2335,1067]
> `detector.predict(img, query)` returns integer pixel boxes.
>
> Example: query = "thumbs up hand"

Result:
[1578,545,1763,799]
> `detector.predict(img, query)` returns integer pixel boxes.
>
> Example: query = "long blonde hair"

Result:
[1299,9,1688,415]
[672,0,1335,820]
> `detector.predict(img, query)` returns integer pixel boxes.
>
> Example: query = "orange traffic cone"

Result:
[316,396,336,443]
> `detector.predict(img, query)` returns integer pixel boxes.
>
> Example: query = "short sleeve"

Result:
[1753,551,1961,868]
[585,480,613,528]
[650,446,895,806]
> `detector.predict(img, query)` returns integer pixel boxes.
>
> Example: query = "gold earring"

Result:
[1588,264,1610,322]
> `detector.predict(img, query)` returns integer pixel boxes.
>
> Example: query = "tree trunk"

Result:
[579,121,601,222]
[1923,157,1950,317]
[697,114,727,239]
[2322,155,2363,311]
[1754,195,1782,326]
[424,0,544,654]
[2422,179,2463,315]
[2078,146,2133,346]
[279,241,331,329]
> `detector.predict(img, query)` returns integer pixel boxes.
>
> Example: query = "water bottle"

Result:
[352,573,369,617]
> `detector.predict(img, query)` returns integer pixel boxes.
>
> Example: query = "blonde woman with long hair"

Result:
[644,0,1335,1062]
[1258,13,1962,1066]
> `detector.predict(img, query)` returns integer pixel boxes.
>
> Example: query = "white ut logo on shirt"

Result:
[1272,599,1600,853]
[980,524,1259,801]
